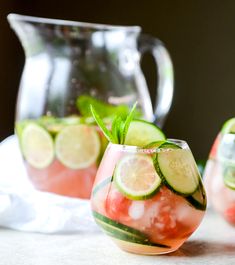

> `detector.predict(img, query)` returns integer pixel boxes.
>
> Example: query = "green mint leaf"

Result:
[77,95,130,118]
[90,105,114,143]
[121,102,138,144]
[119,122,125,145]
[111,116,123,144]
[115,105,131,119]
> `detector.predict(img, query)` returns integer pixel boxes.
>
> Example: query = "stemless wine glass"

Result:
[91,140,206,255]
[204,133,235,225]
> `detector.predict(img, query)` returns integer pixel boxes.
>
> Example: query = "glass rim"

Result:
[107,139,189,153]
[7,13,141,32]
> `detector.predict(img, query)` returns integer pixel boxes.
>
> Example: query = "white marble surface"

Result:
[0,209,235,265]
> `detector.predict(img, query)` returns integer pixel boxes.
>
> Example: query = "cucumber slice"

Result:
[114,154,162,200]
[21,123,54,169]
[124,120,166,147]
[93,211,145,238]
[93,211,170,248]
[155,143,200,196]
[221,118,235,134]
[143,140,166,149]
[55,124,100,169]
[92,176,113,197]
[223,166,235,190]
[185,182,207,210]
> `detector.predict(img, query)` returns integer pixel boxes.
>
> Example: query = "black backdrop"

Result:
[1,0,235,160]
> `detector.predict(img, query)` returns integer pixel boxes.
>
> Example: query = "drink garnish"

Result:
[90,102,137,144]
[90,102,166,146]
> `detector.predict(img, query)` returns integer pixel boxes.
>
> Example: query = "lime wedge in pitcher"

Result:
[55,124,101,169]
[21,123,54,169]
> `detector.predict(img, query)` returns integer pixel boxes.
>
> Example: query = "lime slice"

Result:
[221,118,235,134]
[15,120,35,147]
[55,124,100,169]
[21,123,54,169]
[124,120,166,147]
[114,154,161,200]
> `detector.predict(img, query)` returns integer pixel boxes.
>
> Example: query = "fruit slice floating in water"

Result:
[155,142,200,196]
[143,140,166,149]
[21,123,54,169]
[55,124,100,169]
[92,211,170,248]
[114,154,162,200]
[221,118,235,134]
[185,182,207,210]
[223,166,235,190]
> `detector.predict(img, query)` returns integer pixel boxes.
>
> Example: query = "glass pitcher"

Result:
[8,13,174,198]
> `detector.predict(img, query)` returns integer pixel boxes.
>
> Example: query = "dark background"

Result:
[1,0,235,160]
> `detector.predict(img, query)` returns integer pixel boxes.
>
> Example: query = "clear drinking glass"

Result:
[204,133,235,225]
[91,140,206,255]
[7,14,174,199]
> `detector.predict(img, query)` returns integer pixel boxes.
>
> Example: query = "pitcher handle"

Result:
[138,34,174,127]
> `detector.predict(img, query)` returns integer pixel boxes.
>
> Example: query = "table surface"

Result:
[0,209,235,265]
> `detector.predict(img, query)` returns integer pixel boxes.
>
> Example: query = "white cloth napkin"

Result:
[0,135,99,233]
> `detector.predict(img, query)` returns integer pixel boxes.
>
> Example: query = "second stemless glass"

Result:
[204,133,235,225]
[91,140,206,255]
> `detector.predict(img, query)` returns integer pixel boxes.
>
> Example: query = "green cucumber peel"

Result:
[185,182,207,211]
[93,211,145,237]
[158,141,181,150]
[143,140,166,149]
[154,142,200,196]
[92,176,113,197]
[221,118,235,134]
[93,211,170,248]
[185,194,207,211]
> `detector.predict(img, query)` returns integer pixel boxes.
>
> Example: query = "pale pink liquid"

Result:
[23,128,106,199]
[204,154,235,225]
[26,159,97,198]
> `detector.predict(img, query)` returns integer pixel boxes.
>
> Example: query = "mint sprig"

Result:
[90,105,114,142]
[90,103,137,144]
